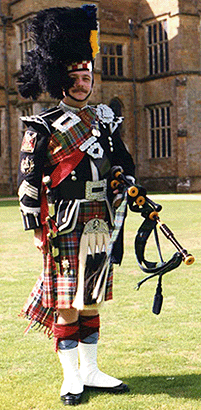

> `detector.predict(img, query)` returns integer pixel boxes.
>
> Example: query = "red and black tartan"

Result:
[21,201,113,335]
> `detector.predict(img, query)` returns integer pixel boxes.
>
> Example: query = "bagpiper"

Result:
[17,5,135,406]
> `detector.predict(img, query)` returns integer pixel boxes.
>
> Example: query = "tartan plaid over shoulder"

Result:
[45,106,97,166]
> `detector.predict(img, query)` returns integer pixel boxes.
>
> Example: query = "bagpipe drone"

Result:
[110,166,195,315]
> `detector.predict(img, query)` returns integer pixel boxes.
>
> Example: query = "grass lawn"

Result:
[0,197,201,410]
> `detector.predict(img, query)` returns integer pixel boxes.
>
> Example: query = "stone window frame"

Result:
[146,102,172,159]
[16,16,34,70]
[146,19,169,76]
[19,104,33,139]
[101,43,124,78]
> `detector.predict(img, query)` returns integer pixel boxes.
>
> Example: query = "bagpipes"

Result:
[110,166,195,315]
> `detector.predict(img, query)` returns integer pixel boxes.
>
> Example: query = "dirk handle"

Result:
[43,175,52,193]
[42,175,55,217]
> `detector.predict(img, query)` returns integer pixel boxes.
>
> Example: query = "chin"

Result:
[73,94,86,100]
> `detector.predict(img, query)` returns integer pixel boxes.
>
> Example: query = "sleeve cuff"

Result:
[20,209,42,230]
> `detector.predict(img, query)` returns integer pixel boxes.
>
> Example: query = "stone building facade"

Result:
[0,0,201,195]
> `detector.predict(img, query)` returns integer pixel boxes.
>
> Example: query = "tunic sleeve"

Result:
[17,122,49,230]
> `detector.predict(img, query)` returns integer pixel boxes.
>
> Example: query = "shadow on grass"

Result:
[0,199,18,207]
[123,374,201,400]
[82,374,201,401]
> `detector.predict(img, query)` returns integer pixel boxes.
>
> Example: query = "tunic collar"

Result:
[59,100,89,113]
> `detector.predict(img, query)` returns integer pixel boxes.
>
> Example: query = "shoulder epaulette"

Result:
[20,106,63,136]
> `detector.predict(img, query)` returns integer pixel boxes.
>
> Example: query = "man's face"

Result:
[67,70,93,103]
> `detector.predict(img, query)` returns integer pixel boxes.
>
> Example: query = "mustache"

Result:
[71,87,88,94]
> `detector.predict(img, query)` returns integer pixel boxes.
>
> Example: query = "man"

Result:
[18,5,135,406]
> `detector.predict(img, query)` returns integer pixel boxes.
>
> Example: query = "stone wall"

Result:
[0,0,200,194]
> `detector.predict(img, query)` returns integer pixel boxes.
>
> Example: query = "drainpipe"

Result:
[128,19,139,182]
[0,2,14,195]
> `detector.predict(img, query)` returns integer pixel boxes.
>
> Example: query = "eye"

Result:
[83,76,91,82]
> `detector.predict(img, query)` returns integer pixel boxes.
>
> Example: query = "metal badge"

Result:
[85,179,107,201]
[20,156,35,175]
[52,111,81,132]
[21,130,37,153]
[83,218,109,235]
[79,136,97,152]
[87,142,104,159]
[91,119,101,138]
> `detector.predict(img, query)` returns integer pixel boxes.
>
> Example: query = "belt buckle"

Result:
[85,179,107,201]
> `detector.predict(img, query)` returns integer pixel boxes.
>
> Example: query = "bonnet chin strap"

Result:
[110,166,195,314]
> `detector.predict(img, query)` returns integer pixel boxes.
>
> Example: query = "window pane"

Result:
[167,128,171,156]
[153,24,157,43]
[102,56,108,75]
[24,21,28,39]
[156,108,159,128]
[110,45,115,55]
[166,107,170,126]
[154,45,158,73]
[160,44,164,72]
[150,109,154,128]
[161,107,165,127]
[149,47,153,75]
[103,44,108,55]
[110,57,115,75]
[165,43,169,71]
[148,25,152,45]
[151,129,155,158]
[117,58,123,76]
[162,128,166,157]
[156,129,160,157]
[163,20,168,40]
[159,22,163,42]
[116,44,122,55]
[20,24,23,40]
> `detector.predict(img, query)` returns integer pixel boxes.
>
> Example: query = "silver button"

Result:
[96,130,101,137]
[92,128,101,137]
[71,175,77,181]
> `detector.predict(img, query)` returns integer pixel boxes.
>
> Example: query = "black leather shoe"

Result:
[61,392,83,406]
[85,382,130,394]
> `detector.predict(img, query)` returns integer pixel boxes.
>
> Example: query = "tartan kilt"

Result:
[21,201,113,333]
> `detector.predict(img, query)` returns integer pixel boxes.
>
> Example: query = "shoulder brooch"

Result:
[96,103,123,134]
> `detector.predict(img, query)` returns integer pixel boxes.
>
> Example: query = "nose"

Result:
[74,77,83,86]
